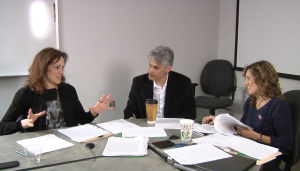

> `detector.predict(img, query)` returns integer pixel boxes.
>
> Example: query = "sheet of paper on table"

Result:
[155,118,182,129]
[164,143,232,165]
[122,127,167,138]
[97,119,140,134]
[58,124,110,142]
[17,134,74,154]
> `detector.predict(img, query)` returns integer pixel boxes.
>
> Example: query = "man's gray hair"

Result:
[148,45,174,68]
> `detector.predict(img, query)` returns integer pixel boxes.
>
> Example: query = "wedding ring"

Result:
[239,126,242,130]
[99,100,103,103]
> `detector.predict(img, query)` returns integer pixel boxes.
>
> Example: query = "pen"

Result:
[133,114,136,119]
[193,131,204,136]
[173,143,196,148]
[14,150,26,157]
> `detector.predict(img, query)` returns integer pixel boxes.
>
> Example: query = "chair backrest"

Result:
[283,90,300,166]
[200,59,235,96]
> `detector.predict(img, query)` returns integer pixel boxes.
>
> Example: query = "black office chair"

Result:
[282,90,300,171]
[194,59,236,115]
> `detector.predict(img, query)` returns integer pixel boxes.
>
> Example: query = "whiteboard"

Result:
[0,0,57,77]
[235,0,300,80]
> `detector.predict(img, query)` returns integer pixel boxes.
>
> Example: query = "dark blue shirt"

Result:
[241,98,293,152]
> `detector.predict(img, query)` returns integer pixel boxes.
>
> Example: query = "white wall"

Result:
[59,0,220,122]
[217,0,300,120]
[0,76,28,119]
[2,0,299,124]
[0,0,220,122]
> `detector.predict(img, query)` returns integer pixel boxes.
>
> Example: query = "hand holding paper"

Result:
[214,114,252,135]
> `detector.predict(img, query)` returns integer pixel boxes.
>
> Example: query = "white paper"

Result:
[102,135,149,156]
[97,119,140,134]
[155,118,182,129]
[122,127,167,138]
[221,135,279,160]
[17,134,74,154]
[193,123,219,134]
[58,124,110,142]
[192,133,231,146]
[193,133,279,160]
[164,143,232,165]
[214,114,251,135]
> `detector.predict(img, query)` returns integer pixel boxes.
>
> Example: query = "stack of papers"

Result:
[17,134,74,154]
[220,135,279,160]
[164,143,232,165]
[192,114,279,161]
[122,127,167,138]
[97,119,140,134]
[193,134,279,161]
[58,124,110,142]
[102,135,149,156]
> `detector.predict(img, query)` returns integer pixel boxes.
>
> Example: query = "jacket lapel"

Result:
[164,72,175,117]
[145,78,153,99]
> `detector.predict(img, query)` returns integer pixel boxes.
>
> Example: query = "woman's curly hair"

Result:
[243,61,286,107]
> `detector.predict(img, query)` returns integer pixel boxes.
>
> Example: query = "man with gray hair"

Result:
[124,45,196,120]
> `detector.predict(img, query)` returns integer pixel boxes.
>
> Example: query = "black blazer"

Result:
[0,84,95,135]
[124,71,196,120]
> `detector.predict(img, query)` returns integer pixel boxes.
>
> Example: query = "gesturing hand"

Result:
[21,109,46,129]
[88,94,114,117]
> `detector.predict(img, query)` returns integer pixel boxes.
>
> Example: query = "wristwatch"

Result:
[257,133,262,142]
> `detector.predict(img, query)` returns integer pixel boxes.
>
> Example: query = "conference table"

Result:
[0,119,260,171]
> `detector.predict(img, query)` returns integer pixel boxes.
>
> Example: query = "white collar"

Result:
[153,74,168,89]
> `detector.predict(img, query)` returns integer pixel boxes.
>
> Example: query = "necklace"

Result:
[47,88,60,122]
[256,97,271,110]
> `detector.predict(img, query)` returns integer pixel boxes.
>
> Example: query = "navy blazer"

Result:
[124,71,196,120]
[241,98,293,152]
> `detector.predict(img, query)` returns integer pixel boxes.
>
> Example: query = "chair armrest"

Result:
[280,150,290,158]
[192,83,198,87]
[192,83,198,97]
[231,86,237,102]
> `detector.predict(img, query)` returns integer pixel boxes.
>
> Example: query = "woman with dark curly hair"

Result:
[202,61,293,170]
[0,47,114,135]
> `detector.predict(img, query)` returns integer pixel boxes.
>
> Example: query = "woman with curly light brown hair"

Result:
[239,60,293,149]
[203,61,293,170]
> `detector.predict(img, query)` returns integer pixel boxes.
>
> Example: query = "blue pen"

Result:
[14,150,26,157]
[173,143,196,148]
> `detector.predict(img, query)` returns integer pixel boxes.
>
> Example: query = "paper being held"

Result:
[214,114,251,135]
